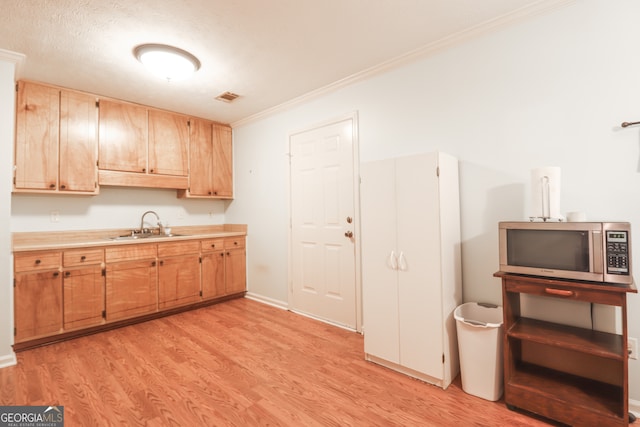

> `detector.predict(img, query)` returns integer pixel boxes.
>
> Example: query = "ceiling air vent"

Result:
[215,91,240,103]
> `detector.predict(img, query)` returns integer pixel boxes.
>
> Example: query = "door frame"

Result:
[287,111,362,332]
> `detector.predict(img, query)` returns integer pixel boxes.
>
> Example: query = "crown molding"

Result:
[231,0,576,128]
[0,48,26,77]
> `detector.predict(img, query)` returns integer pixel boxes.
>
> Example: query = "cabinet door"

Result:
[148,109,189,176]
[211,124,233,198]
[105,259,157,321]
[360,159,400,364]
[63,266,104,330]
[395,154,443,378]
[14,270,62,342]
[225,247,246,294]
[98,99,148,173]
[59,90,98,192]
[14,81,59,190]
[187,118,214,196]
[158,254,201,309]
[201,251,225,299]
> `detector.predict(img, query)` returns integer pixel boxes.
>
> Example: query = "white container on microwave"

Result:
[498,221,632,285]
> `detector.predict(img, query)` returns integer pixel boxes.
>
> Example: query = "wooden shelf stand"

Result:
[495,272,637,426]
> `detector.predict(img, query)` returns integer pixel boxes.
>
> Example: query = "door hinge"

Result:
[442,353,445,364]
[14,327,16,336]
[13,278,16,287]
[199,290,203,297]
[436,166,440,177]
[102,310,106,319]
[95,100,100,108]
[101,268,106,277]
[199,256,202,264]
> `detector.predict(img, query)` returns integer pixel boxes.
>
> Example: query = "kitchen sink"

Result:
[108,233,188,241]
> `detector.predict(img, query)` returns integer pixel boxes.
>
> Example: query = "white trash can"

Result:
[454,302,504,401]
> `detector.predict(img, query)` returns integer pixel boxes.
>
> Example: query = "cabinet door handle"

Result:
[80,255,86,261]
[544,288,574,297]
[65,271,71,277]
[35,259,41,265]
[388,251,398,270]
[398,251,407,271]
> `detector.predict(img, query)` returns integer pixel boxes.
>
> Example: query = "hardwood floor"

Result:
[0,298,558,426]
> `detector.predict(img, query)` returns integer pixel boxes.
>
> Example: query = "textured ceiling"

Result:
[0,0,571,125]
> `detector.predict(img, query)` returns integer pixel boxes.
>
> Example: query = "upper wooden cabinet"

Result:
[97,99,190,189]
[178,119,233,199]
[98,99,147,173]
[14,81,98,194]
[13,80,231,194]
[148,109,189,176]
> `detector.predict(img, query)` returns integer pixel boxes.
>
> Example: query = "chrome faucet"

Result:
[139,210,164,235]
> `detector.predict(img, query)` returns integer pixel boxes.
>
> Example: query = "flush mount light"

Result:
[134,44,201,82]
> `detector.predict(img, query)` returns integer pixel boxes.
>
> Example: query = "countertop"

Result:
[12,224,247,252]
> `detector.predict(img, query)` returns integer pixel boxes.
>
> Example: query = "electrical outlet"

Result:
[50,210,59,223]
[629,337,638,360]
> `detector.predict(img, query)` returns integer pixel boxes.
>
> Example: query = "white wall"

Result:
[227,0,640,402]
[11,188,227,232]
[0,51,23,367]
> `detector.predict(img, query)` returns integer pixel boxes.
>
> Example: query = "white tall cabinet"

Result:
[360,151,462,389]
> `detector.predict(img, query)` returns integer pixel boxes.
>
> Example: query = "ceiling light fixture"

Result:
[134,43,201,82]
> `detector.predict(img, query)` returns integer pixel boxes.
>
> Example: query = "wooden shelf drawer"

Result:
[225,237,245,249]
[63,248,104,267]
[201,238,224,253]
[14,251,61,272]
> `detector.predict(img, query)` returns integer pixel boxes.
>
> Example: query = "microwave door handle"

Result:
[593,230,603,274]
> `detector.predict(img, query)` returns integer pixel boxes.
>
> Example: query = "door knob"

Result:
[344,231,353,238]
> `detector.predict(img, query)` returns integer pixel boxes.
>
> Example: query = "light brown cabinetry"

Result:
[201,238,226,299]
[62,248,105,330]
[224,237,246,294]
[157,240,201,309]
[201,237,246,298]
[13,251,63,343]
[98,99,147,173]
[148,109,189,177]
[98,99,189,189]
[496,272,637,427]
[178,119,233,199]
[13,233,246,350]
[14,81,98,194]
[14,80,232,194]
[105,244,158,321]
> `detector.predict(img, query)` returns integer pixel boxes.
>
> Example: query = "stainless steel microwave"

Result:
[499,221,632,285]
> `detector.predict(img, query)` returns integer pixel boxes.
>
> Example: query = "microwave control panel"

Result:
[605,230,630,275]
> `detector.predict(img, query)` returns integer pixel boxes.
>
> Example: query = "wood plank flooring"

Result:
[0,298,558,426]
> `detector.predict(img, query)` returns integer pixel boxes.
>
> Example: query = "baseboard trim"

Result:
[0,352,17,369]
[630,398,639,417]
[244,292,288,310]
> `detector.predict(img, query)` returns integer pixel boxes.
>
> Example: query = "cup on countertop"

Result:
[566,211,586,222]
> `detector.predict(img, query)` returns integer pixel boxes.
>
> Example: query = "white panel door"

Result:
[361,159,400,363]
[396,153,444,378]
[289,118,356,329]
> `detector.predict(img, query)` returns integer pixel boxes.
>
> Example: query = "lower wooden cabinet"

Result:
[63,265,105,330]
[225,238,246,295]
[201,239,226,299]
[201,237,246,298]
[14,251,63,343]
[105,258,158,322]
[14,269,63,343]
[62,248,105,330]
[13,235,246,348]
[158,241,201,309]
